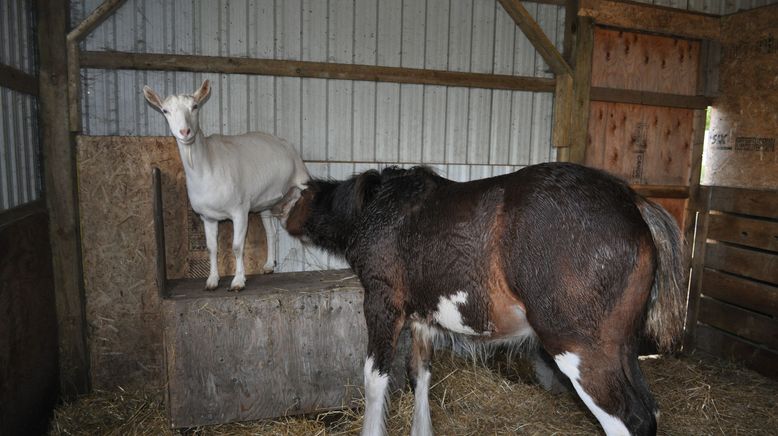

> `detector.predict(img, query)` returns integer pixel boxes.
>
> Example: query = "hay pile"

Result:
[49,352,777,435]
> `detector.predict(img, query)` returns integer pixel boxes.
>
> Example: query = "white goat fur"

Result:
[143,80,309,291]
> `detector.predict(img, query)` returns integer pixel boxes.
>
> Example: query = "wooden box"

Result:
[161,270,368,427]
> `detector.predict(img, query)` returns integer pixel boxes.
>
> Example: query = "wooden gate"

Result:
[685,187,778,378]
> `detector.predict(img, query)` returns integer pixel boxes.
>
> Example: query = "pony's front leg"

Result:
[229,212,248,291]
[202,216,219,290]
[361,281,405,436]
[260,209,277,273]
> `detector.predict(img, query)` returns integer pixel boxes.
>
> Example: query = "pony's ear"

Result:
[354,170,382,213]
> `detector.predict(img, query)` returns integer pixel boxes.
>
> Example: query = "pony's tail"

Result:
[636,197,687,352]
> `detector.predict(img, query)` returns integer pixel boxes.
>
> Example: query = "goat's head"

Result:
[143,80,211,145]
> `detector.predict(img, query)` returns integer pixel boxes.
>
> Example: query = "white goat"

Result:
[143,80,309,291]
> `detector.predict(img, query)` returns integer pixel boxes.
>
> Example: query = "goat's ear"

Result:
[193,80,211,104]
[142,85,163,110]
[354,170,382,213]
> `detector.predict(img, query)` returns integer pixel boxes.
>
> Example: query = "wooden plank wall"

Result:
[0,204,59,434]
[585,27,699,225]
[687,187,778,378]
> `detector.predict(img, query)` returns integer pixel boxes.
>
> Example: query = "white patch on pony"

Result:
[411,367,433,436]
[362,356,389,436]
[554,352,631,436]
[433,291,480,335]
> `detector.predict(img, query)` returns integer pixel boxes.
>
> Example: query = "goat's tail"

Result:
[636,196,687,352]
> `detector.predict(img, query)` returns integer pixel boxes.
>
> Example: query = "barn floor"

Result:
[49,351,777,436]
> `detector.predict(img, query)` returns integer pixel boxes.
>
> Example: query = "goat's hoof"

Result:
[205,275,219,291]
[229,276,246,291]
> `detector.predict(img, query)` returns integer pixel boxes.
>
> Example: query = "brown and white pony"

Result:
[284,162,685,436]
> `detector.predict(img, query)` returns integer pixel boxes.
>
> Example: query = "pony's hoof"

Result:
[205,276,219,291]
[229,275,246,291]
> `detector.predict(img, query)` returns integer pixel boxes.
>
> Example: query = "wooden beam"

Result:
[67,0,128,43]
[0,63,38,96]
[66,0,129,132]
[630,184,689,199]
[36,0,90,397]
[578,0,721,40]
[79,51,557,92]
[567,16,595,163]
[590,87,712,110]
[497,0,572,76]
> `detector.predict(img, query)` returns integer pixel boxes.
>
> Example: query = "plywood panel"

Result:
[703,6,778,189]
[591,27,700,95]
[587,102,693,185]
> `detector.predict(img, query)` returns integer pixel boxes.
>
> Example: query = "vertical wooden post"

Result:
[551,73,574,149]
[37,0,90,397]
[682,39,713,351]
[683,187,712,350]
[567,17,594,164]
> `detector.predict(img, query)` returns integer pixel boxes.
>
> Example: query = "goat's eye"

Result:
[162,109,169,114]
[192,104,198,110]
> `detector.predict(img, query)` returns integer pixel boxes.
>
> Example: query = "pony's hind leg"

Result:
[553,348,657,436]
[408,322,434,436]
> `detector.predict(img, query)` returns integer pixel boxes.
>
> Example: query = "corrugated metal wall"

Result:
[70,0,776,271]
[72,0,565,272]
[635,0,777,14]
[0,0,40,211]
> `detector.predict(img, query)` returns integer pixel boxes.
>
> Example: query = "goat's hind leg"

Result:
[260,209,277,274]
[202,217,220,290]
[229,212,248,291]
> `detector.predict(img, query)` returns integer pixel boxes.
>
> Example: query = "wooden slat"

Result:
[497,0,572,76]
[578,0,721,40]
[705,243,778,285]
[709,187,778,219]
[698,297,778,350]
[708,213,778,252]
[80,51,557,93]
[702,269,778,317]
[590,87,711,110]
[0,63,38,96]
[695,324,778,379]
[36,0,90,398]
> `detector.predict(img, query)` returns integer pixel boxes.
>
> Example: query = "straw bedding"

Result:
[49,351,777,435]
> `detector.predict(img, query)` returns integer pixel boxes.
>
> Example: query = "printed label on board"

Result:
[735,137,775,152]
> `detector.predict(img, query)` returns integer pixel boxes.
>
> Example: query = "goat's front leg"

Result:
[229,212,249,291]
[202,216,219,290]
[260,209,277,274]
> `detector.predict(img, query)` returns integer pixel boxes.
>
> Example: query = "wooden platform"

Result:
[161,269,368,428]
